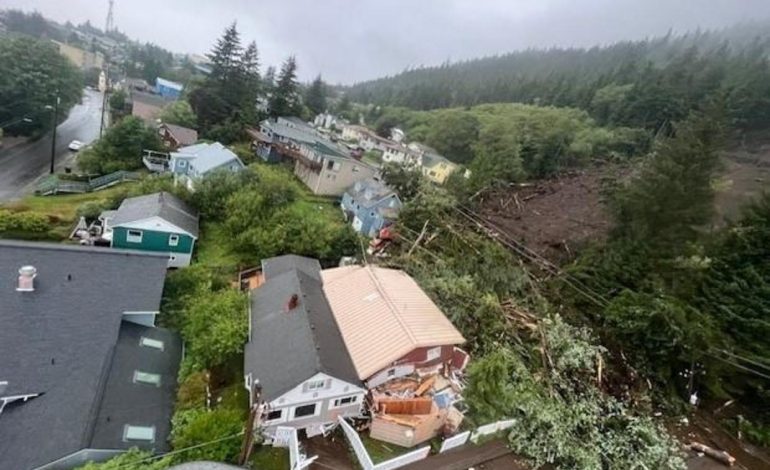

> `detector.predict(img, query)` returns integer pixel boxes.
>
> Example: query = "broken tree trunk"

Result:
[408,220,430,256]
[690,442,736,466]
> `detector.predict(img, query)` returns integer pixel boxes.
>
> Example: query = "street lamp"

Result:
[47,94,60,174]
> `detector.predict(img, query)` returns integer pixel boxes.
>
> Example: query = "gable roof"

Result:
[0,241,170,469]
[111,191,199,238]
[162,123,198,146]
[421,153,457,170]
[245,257,360,400]
[261,254,322,282]
[321,266,465,380]
[346,178,400,210]
[172,142,245,175]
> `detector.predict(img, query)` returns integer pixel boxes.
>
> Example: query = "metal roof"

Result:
[346,178,401,211]
[156,77,183,91]
[111,191,200,238]
[0,241,170,469]
[171,142,245,175]
[321,266,466,380]
[161,123,198,146]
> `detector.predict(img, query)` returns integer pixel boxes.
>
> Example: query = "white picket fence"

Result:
[438,430,471,453]
[470,418,516,443]
[338,417,431,470]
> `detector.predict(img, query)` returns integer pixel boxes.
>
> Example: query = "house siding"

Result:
[366,346,454,387]
[340,192,401,237]
[113,227,194,254]
[295,158,376,196]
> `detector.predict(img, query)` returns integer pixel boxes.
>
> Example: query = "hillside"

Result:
[346,22,770,132]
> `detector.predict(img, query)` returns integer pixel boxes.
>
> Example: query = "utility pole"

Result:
[100,63,109,138]
[49,93,60,175]
[238,383,263,465]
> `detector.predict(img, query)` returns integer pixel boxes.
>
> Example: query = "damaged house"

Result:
[243,255,468,447]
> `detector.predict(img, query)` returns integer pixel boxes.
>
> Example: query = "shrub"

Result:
[76,201,108,220]
[0,210,50,233]
[177,371,209,411]
[170,408,244,464]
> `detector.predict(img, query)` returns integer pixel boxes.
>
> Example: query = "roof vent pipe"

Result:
[17,266,37,292]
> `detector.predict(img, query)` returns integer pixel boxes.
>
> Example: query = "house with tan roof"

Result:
[243,256,467,440]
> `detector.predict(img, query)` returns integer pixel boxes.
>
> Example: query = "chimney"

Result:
[17,266,37,292]
[286,293,299,311]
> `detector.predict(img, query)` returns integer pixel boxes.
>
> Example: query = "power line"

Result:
[711,349,770,373]
[706,352,770,381]
[113,431,244,469]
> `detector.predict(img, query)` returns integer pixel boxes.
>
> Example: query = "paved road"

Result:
[0,88,104,201]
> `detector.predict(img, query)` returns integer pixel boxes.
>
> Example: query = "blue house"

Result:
[341,178,402,237]
[155,77,183,99]
[169,142,246,191]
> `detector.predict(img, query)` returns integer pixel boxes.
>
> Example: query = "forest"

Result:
[346,22,770,133]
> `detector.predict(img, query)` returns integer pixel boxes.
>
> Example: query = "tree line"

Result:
[345,22,770,132]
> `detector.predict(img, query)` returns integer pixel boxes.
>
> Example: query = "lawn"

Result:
[361,434,410,464]
[1,184,136,240]
[251,445,289,470]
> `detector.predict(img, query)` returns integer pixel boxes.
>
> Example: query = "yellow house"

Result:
[421,153,459,185]
[51,40,105,70]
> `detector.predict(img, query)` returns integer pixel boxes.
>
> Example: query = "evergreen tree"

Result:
[207,22,242,84]
[268,56,300,118]
[305,74,327,116]
[262,65,276,94]
[237,41,261,123]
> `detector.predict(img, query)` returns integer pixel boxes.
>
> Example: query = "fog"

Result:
[5,0,770,83]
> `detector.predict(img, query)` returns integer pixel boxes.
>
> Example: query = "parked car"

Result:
[68,140,84,151]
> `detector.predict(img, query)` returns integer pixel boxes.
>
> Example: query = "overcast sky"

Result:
[5,0,770,83]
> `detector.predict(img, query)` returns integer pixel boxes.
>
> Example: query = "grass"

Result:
[1,184,136,240]
[195,221,241,271]
[361,434,410,464]
[250,445,289,470]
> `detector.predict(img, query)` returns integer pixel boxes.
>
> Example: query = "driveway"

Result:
[0,88,104,202]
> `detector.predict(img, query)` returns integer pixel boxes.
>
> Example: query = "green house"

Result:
[105,192,199,267]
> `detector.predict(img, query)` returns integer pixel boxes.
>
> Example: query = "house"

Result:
[131,91,170,124]
[421,153,460,185]
[341,178,402,237]
[313,112,339,130]
[169,142,246,191]
[0,241,182,469]
[360,132,396,153]
[293,140,377,196]
[158,123,198,149]
[390,127,405,143]
[244,256,366,437]
[321,265,466,386]
[104,192,199,268]
[341,124,369,142]
[250,118,319,163]
[381,143,420,167]
[51,40,105,69]
[155,78,183,100]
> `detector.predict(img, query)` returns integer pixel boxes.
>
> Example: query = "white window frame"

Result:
[426,346,442,362]
[139,337,164,351]
[123,425,155,442]
[133,370,161,387]
[169,234,180,247]
[291,402,320,420]
[306,379,325,391]
[330,395,359,409]
[126,229,143,243]
[264,408,285,424]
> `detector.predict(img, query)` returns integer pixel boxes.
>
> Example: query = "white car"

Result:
[68,140,84,152]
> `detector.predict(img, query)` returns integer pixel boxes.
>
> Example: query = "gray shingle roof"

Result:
[245,259,360,400]
[111,192,199,238]
[346,178,400,210]
[90,321,182,453]
[261,254,322,282]
[0,241,170,470]
[162,123,198,146]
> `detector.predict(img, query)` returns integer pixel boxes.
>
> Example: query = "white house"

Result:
[169,142,245,191]
[390,127,405,143]
[381,143,420,166]
[244,256,366,437]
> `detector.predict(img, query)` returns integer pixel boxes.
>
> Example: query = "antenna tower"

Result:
[105,0,115,33]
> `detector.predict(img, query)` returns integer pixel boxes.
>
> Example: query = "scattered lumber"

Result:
[690,442,736,466]
[415,376,437,396]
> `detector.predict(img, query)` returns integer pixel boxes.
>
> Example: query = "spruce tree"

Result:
[207,22,242,85]
[305,74,327,116]
[268,56,300,118]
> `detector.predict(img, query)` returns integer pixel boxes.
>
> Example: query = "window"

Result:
[266,409,283,421]
[140,337,164,351]
[306,379,325,391]
[387,369,396,377]
[333,396,358,407]
[126,230,143,243]
[293,403,317,418]
[178,160,186,167]
[326,160,334,169]
[426,346,442,362]
[169,234,180,247]
[133,370,161,386]
[123,425,155,442]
